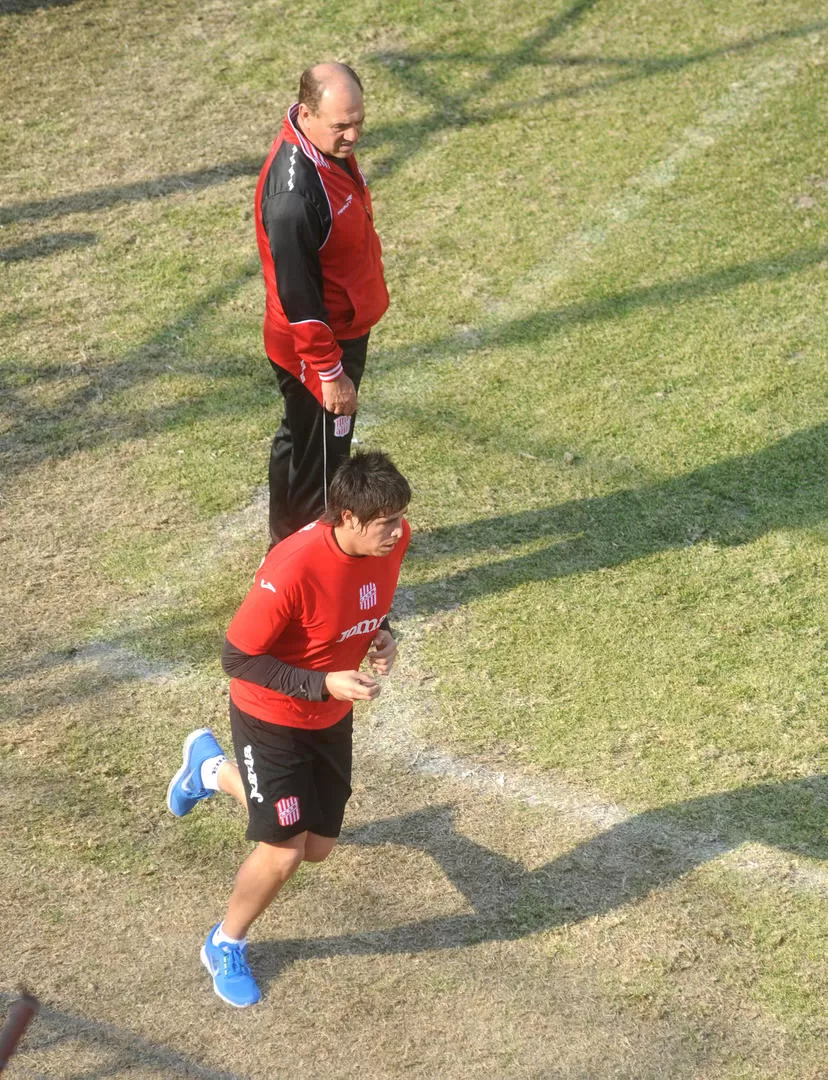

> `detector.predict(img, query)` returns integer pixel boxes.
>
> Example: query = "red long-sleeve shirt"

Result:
[226,519,409,729]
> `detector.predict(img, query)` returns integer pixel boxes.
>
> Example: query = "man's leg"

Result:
[222,835,306,940]
[268,411,293,542]
[267,334,370,545]
[221,831,337,939]
[268,365,326,544]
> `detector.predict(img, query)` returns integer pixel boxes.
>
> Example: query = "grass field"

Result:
[1,0,826,1076]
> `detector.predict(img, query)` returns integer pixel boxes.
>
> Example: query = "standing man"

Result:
[166,451,410,1007]
[256,62,390,545]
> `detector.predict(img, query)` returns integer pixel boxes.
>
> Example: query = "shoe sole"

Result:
[200,945,260,1008]
[166,727,212,816]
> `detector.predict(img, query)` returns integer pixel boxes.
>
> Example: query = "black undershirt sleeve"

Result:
[221,637,328,701]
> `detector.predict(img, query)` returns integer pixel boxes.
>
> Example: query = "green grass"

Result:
[1,0,826,1073]
[2,0,824,824]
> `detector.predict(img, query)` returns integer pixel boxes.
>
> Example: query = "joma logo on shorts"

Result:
[243,744,264,804]
[336,616,383,643]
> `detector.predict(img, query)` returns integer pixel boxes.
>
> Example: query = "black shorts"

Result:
[229,700,353,843]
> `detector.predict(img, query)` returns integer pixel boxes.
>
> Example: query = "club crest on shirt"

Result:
[359,582,377,610]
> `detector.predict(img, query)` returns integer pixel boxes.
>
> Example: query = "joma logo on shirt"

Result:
[336,616,383,643]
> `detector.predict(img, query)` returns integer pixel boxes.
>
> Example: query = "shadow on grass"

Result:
[0,231,97,262]
[362,15,826,181]
[0,159,261,226]
[2,9,820,232]
[2,246,822,487]
[0,0,80,11]
[258,775,826,977]
[5,422,821,715]
[371,245,828,371]
[406,422,827,615]
[0,991,246,1080]
[0,257,263,482]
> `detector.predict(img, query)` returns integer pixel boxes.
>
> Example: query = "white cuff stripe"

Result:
[319,363,344,381]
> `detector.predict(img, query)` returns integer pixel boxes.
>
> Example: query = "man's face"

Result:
[298,84,364,159]
[343,507,407,557]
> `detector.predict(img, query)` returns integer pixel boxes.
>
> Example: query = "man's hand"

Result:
[367,629,397,675]
[321,373,357,416]
[324,670,380,701]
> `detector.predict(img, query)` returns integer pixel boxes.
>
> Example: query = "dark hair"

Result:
[298,63,363,115]
[324,450,410,525]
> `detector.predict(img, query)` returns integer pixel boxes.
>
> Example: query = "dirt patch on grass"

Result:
[4,736,823,1079]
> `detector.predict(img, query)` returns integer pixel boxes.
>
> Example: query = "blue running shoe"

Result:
[166,728,224,817]
[200,925,261,1007]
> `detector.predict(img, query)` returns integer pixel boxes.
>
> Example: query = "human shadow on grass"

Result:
[0,158,261,226]
[1,245,821,487]
[362,15,826,181]
[7,423,821,718]
[0,231,97,262]
[404,421,827,616]
[370,244,828,372]
[0,991,247,1080]
[255,775,826,980]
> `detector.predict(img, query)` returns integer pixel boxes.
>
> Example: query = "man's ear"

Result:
[340,509,358,531]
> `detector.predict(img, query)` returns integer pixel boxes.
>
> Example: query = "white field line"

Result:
[93,488,269,645]
[73,42,826,892]
[357,608,828,894]
[503,53,806,314]
[368,47,813,367]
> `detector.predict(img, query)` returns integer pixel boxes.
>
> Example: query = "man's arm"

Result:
[366,626,397,676]
[222,638,381,702]
[222,637,328,700]
[262,192,356,413]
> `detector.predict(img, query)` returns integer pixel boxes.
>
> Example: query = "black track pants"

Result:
[268,333,369,545]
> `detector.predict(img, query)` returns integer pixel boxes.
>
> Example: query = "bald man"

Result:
[254,63,390,545]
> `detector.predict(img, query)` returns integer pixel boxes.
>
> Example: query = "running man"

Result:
[166,450,410,1006]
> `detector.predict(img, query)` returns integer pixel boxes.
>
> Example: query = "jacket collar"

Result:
[284,103,330,169]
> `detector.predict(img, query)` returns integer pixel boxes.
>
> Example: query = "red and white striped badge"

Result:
[276,795,301,827]
[359,582,377,610]
[333,415,351,438]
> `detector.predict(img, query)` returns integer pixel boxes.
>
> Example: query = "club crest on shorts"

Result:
[333,415,351,438]
[359,582,377,610]
[276,795,301,827]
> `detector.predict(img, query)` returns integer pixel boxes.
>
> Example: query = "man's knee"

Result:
[257,836,306,878]
[303,834,337,863]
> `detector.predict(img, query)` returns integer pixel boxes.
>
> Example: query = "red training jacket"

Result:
[254,104,389,403]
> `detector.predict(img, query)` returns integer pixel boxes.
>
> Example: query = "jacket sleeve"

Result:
[221,637,328,701]
[262,191,343,381]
